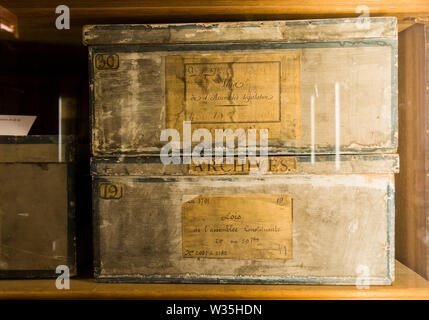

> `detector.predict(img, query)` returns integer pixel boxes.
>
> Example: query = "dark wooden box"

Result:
[0,136,76,278]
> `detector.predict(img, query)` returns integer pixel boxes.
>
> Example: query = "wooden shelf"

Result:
[3,0,429,44]
[1,260,429,299]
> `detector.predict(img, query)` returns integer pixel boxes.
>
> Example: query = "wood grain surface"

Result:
[0,261,427,299]
[2,1,429,44]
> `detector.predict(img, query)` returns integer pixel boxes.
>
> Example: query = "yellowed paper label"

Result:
[166,51,301,141]
[182,194,293,259]
[185,62,280,123]
[189,157,297,175]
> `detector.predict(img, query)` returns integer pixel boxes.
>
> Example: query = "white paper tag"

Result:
[0,115,36,136]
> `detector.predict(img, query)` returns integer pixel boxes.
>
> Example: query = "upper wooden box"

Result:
[84,17,398,156]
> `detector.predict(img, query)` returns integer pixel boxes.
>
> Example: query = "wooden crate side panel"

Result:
[0,164,70,273]
[0,136,77,277]
[83,18,397,45]
[90,41,397,156]
[396,23,427,279]
[92,174,394,284]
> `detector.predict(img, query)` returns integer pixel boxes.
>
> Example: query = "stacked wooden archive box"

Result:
[84,17,398,284]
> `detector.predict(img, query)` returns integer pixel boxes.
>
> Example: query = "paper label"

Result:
[182,194,293,259]
[185,61,280,123]
[166,51,301,140]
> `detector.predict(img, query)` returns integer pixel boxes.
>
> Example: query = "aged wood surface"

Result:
[0,136,76,277]
[83,18,397,45]
[91,154,399,176]
[0,261,428,299]
[0,164,69,271]
[4,1,429,44]
[89,21,397,156]
[93,173,394,284]
[395,24,428,280]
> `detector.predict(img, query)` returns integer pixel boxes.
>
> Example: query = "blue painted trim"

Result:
[390,40,399,151]
[90,39,397,54]
[92,176,102,278]
[386,182,395,282]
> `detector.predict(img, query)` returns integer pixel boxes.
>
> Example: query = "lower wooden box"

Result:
[92,155,397,285]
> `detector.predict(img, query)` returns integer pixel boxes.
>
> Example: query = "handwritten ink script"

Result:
[182,194,293,259]
[184,62,281,124]
[165,52,302,140]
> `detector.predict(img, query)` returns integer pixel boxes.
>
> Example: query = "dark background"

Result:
[0,39,92,276]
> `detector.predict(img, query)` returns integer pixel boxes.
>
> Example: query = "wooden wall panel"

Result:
[396,23,427,279]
